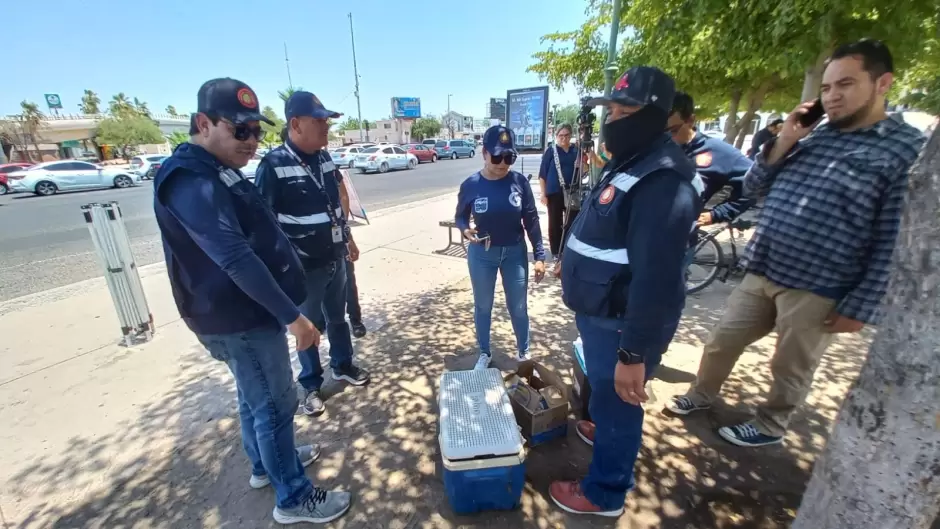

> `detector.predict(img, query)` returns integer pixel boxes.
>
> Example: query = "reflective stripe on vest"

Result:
[277,207,344,225]
[274,165,307,179]
[610,173,641,193]
[566,234,629,264]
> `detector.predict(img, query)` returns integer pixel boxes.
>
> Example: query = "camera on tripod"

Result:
[577,96,597,149]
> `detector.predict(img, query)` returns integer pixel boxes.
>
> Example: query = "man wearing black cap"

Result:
[153,78,351,524]
[255,91,370,419]
[552,67,701,517]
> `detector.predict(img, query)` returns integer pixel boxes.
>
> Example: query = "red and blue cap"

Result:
[285,91,343,121]
[482,125,517,156]
[585,66,675,114]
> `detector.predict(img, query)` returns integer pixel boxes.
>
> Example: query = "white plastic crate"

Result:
[439,368,523,461]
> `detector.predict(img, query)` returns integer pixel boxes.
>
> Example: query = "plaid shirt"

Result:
[743,118,925,324]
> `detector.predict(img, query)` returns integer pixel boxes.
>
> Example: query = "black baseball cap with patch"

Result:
[197,78,274,125]
[585,66,675,114]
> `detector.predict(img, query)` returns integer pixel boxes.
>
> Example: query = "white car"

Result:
[129,154,167,179]
[329,146,366,168]
[354,145,418,174]
[8,160,141,196]
[242,159,261,180]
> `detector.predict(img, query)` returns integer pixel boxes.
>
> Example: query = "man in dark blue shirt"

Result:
[153,78,350,524]
[666,91,755,226]
[255,92,369,418]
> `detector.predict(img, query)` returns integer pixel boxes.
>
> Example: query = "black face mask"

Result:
[602,105,668,160]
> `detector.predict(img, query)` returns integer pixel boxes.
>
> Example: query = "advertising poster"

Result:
[506,86,549,151]
[391,97,421,119]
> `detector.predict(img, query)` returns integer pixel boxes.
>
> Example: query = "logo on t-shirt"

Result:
[508,191,522,207]
[474,197,488,213]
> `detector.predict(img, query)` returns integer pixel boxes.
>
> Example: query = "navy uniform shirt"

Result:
[682,132,755,223]
[455,170,546,261]
[538,144,581,195]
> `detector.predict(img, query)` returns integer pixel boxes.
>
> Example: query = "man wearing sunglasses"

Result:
[552,67,700,518]
[255,91,370,420]
[153,78,351,524]
[666,91,755,227]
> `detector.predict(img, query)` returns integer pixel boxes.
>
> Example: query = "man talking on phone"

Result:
[666,39,925,448]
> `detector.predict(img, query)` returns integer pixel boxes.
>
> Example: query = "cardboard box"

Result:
[571,337,592,422]
[504,362,570,445]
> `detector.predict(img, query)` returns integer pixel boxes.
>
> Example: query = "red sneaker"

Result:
[549,480,624,517]
[576,420,595,447]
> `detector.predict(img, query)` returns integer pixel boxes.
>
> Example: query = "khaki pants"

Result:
[687,273,836,437]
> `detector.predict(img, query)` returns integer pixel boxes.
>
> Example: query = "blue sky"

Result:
[2,0,589,121]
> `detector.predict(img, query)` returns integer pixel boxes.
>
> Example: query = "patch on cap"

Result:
[615,73,629,91]
[695,151,713,168]
[312,94,322,106]
[237,88,257,109]
[499,131,510,144]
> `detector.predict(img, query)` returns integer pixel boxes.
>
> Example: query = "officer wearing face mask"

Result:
[550,66,700,518]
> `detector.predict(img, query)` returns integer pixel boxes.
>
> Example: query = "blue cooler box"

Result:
[439,368,526,514]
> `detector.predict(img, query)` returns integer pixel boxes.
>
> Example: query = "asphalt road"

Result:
[0,153,543,302]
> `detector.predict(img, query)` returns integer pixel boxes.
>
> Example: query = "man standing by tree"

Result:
[666,39,926,448]
[747,118,784,159]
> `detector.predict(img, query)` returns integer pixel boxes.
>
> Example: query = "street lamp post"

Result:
[447,94,453,139]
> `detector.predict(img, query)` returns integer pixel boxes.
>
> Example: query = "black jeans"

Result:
[547,192,577,258]
[346,259,362,323]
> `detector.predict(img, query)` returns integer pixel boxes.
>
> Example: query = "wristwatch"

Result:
[617,348,644,365]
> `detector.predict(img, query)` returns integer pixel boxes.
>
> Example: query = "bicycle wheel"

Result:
[686,234,724,294]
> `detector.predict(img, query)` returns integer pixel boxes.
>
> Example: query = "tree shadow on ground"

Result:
[5,262,877,528]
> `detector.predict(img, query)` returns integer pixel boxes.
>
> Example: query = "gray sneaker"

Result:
[301,390,326,416]
[249,444,321,489]
[273,487,352,524]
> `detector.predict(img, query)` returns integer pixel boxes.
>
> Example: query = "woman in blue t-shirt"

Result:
[538,124,581,263]
[455,126,546,370]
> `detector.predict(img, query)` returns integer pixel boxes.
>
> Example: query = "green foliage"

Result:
[338,118,374,131]
[554,104,580,128]
[278,87,304,103]
[260,106,285,148]
[109,93,136,118]
[166,105,179,116]
[167,130,189,149]
[411,117,442,140]
[95,115,164,159]
[79,90,101,115]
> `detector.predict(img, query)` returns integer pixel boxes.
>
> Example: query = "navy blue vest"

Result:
[259,143,347,269]
[561,137,697,318]
[153,143,306,334]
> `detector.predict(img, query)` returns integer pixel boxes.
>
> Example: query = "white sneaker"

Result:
[516,350,531,362]
[249,444,321,489]
[474,353,492,370]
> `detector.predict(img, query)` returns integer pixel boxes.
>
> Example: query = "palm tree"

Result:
[109,93,134,118]
[166,105,178,116]
[19,101,45,161]
[133,98,151,118]
[79,89,101,115]
[278,86,304,103]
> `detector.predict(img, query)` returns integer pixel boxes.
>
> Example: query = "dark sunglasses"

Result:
[490,152,517,165]
[220,119,265,142]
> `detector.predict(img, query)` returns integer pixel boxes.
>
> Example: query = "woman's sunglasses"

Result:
[490,152,517,165]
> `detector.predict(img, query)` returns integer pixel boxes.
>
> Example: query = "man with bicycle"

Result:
[666,91,755,227]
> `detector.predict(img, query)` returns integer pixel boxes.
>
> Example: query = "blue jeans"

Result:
[297,259,355,392]
[467,241,530,355]
[576,313,663,511]
[197,326,313,509]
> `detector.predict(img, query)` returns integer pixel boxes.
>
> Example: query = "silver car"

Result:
[129,154,167,179]
[7,160,141,196]
[354,146,417,173]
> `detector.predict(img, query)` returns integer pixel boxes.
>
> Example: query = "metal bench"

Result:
[435,219,468,256]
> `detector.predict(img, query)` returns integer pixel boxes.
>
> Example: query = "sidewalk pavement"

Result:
[0,185,869,528]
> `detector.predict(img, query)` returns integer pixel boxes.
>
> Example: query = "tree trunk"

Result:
[791,129,940,529]
[801,49,830,102]
[725,78,775,146]
[723,89,742,143]
[734,119,751,149]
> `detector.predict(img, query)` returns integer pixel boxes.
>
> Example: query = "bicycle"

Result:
[685,218,754,294]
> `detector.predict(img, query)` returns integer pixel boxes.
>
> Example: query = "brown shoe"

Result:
[549,480,624,517]
[576,420,595,447]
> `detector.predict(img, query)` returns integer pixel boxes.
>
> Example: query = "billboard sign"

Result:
[488,98,507,120]
[391,97,421,119]
[506,86,549,151]
[44,93,63,110]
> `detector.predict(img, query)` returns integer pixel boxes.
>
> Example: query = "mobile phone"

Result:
[799,98,825,128]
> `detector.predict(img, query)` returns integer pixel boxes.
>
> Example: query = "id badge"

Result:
[331,225,343,243]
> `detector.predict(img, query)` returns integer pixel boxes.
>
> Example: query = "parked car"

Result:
[144,160,165,180]
[403,144,437,163]
[0,163,33,195]
[421,139,439,150]
[354,145,418,173]
[329,146,366,168]
[129,155,168,179]
[434,139,475,160]
[242,159,261,180]
[7,160,141,196]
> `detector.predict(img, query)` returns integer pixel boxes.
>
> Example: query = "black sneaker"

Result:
[332,365,370,386]
[351,321,367,338]
[301,390,326,416]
